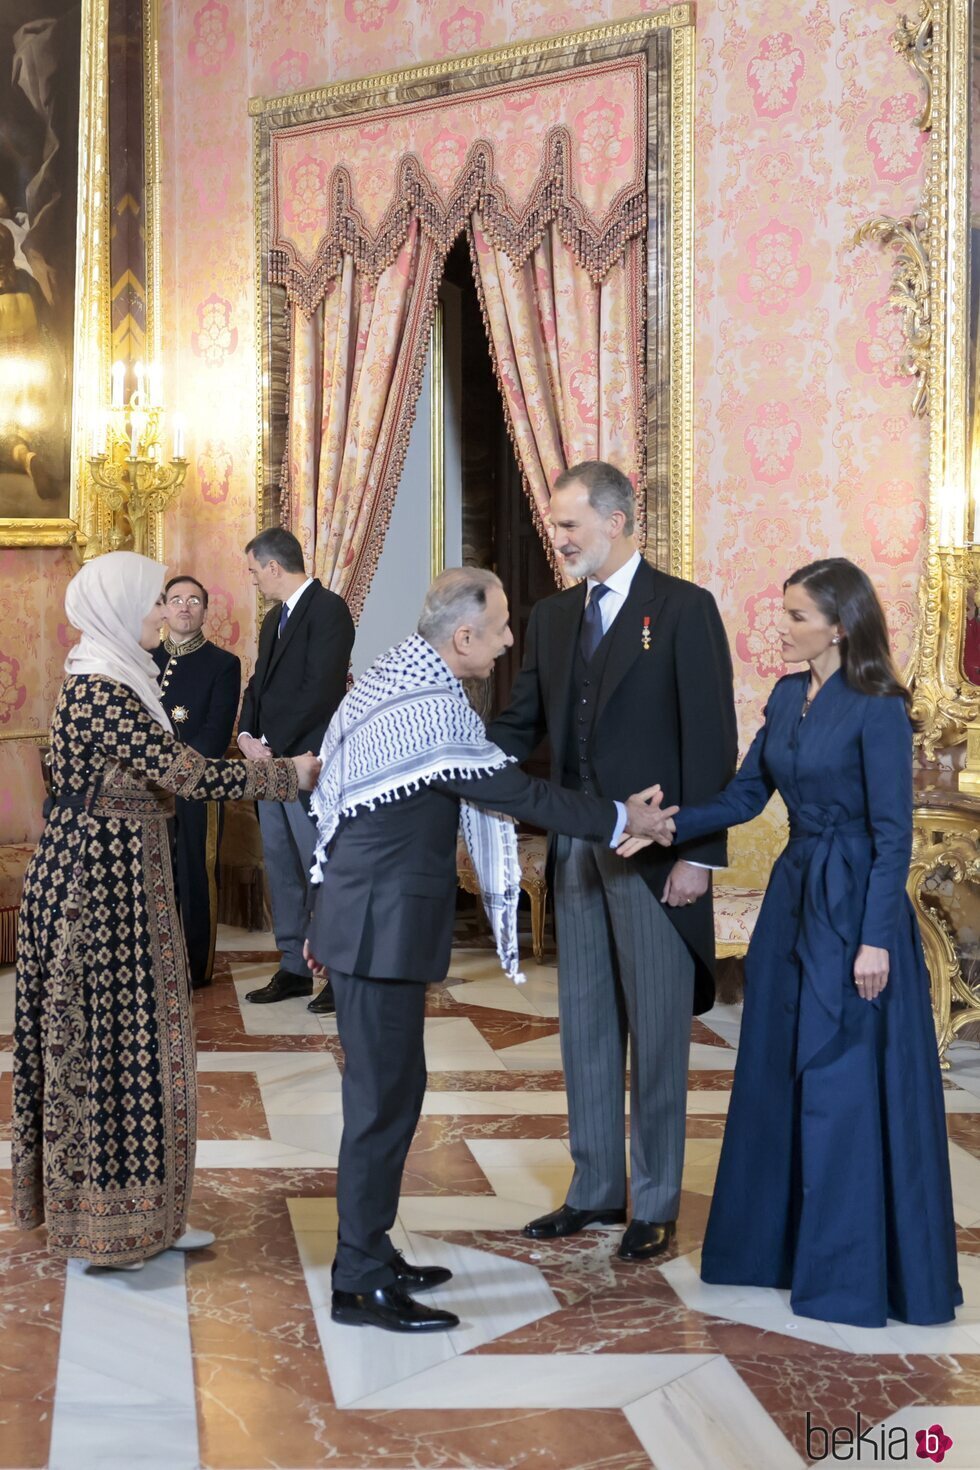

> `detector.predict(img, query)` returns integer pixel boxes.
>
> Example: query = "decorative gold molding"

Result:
[248,5,693,116]
[669,17,696,582]
[899,0,980,753]
[910,806,980,1062]
[0,730,47,744]
[0,0,110,551]
[142,0,165,561]
[429,302,445,581]
[853,212,932,417]
[894,0,936,130]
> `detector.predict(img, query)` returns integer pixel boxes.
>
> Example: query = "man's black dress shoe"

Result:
[390,1249,453,1292]
[245,968,313,1004]
[307,981,336,1015]
[523,1204,627,1239]
[617,1218,676,1261]
[331,1284,459,1332]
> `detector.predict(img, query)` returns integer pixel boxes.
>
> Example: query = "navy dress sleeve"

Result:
[672,702,776,847]
[858,694,914,951]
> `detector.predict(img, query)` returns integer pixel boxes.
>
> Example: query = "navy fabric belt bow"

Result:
[788,811,873,1074]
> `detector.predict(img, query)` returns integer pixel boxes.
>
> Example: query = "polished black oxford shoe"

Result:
[617,1218,676,1261]
[331,1284,459,1332]
[307,982,336,1015]
[523,1204,627,1240]
[245,968,313,1004]
[391,1249,453,1292]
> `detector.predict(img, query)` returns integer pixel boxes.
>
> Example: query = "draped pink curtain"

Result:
[468,215,645,563]
[284,219,441,617]
[270,57,649,607]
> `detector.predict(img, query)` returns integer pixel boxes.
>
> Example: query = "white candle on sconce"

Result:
[149,363,162,407]
[111,360,125,408]
[172,414,186,459]
[134,360,145,403]
[89,417,104,458]
[130,409,147,456]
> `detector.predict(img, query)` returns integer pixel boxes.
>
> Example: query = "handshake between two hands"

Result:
[618,785,677,859]
[238,734,322,791]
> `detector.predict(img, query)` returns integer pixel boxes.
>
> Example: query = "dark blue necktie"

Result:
[278,602,289,636]
[580,583,609,662]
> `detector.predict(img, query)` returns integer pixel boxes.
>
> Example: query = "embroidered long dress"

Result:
[673,670,961,1328]
[13,675,298,1265]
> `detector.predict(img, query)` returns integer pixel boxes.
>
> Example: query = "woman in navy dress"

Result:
[648,559,960,1327]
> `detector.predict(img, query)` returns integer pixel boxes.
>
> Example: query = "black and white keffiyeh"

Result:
[310,634,527,983]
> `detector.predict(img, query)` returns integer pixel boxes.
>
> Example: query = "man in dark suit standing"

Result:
[487,461,738,1263]
[153,575,241,988]
[237,528,355,1006]
[305,568,671,1333]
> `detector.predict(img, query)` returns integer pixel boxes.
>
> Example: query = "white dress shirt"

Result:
[586,548,642,633]
[280,576,313,632]
[587,550,714,869]
[238,577,314,747]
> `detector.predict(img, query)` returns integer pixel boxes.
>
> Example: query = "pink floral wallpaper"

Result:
[95,0,920,870]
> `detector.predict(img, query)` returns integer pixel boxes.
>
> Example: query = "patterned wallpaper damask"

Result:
[157,0,928,873]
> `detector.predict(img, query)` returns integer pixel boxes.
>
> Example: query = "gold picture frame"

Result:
[249,4,696,580]
[0,0,111,550]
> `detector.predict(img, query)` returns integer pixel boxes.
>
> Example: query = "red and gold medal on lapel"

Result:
[641,615,651,651]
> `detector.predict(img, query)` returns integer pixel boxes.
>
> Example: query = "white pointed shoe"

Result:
[171,1227,215,1251]
[86,1260,145,1272]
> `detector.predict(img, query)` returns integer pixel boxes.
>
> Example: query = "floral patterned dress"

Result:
[12,675,298,1264]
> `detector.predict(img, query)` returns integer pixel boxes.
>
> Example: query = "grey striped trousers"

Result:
[554,835,694,1222]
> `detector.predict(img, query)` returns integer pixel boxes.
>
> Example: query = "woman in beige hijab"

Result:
[12,553,320,1268]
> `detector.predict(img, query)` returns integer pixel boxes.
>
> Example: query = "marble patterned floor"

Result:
[4,928,980,1468]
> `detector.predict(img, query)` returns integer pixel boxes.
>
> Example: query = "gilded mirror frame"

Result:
[897,0,980,754]
[249,4,696,583]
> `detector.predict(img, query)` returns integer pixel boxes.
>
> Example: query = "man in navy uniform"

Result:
[153,574,242,988]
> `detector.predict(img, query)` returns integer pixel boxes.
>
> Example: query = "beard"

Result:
[560,531,612,581]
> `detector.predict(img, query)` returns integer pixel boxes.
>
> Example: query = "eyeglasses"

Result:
[167,595,203,608]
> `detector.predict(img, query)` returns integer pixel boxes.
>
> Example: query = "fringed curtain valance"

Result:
[271,53,648,616]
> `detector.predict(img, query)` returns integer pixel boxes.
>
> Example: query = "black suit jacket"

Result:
[308,764,617,983]
[152,639,241,757]
[238,580,355,757]
[486,557,738,1012]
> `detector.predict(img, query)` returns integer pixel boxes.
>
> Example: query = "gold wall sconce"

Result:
[87,360,187,555]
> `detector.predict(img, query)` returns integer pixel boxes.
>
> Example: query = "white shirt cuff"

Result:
[609,801,628,847]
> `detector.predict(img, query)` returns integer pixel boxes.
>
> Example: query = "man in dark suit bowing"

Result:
[304,567,672,1333]
[237,528,355,1006]
[153,574,241,988]
[488,461,738,1262]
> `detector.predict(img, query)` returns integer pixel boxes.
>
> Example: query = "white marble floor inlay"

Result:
[48,1253,198,1470]
[446,963,561,1018]
[355,1351,718,1410]
[873,1403,980,1468]
[195,1050,343,1167]
[697,1001,743,1050]
[624,1355,805,1470]
[661,1249,980,1356]
[289,1200,561,1408]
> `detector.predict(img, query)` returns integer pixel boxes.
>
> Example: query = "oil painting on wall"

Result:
[0,0,81,531]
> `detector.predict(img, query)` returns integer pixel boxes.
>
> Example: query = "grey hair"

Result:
[243,527,306,574]
[554,460,636,535]
[417,566,503,647]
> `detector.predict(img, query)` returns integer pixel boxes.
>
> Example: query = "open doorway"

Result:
[441,235,556,722]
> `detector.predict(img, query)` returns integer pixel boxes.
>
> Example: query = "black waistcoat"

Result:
[561,628,616,794]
